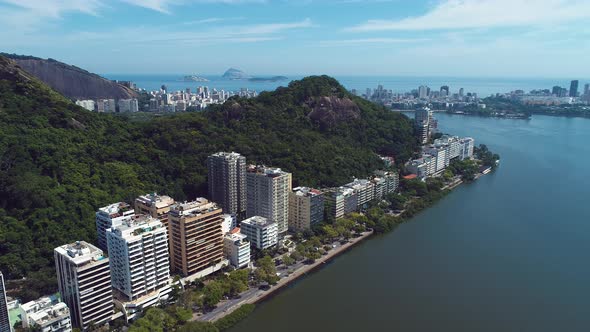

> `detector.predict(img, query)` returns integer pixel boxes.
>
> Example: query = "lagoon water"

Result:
[229,113,590,332]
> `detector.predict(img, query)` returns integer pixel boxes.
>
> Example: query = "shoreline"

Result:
[200,168,493,325]
[199,230,374,323]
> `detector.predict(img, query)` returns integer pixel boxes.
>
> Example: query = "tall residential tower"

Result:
[54,241,113,330]
[168,198,225,277]
[246,165,292,235]
[207,152,247,217]
[107,216,171,320]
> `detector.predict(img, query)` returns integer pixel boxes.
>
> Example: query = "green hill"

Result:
[0,55,417,300]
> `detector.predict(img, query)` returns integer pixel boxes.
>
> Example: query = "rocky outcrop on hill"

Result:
[2,53,137,100]
[306,96,361,129]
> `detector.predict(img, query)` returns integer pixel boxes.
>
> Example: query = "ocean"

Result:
[103,74,588,97]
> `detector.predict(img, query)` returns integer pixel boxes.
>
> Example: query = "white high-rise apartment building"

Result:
[207,152,247,217]
[460,137,475,160]
[106,216,171,321]
[418,85,429,99]
[240,216,278,250]
[75,100,95,111]
[425,146,449,173]
[246,165,292,235]
[54,241,113,330]
[117,99,139,113]
[415,107,434,144]
[96,202,135,251]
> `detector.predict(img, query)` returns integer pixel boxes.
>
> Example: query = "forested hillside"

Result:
[0,55,417,300]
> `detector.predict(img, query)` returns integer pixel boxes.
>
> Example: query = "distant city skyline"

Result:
[1,0,590,77]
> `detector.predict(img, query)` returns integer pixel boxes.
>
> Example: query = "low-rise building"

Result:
[224,232,250,268]
[20,296,72,332]
[288,187,324,231]
[240,216,278,250]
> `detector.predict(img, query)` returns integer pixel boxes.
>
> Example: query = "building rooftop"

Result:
[241,216,275,228]
[247,165,289,177]
[210,151,244,160]
[169,198,220,217]
[292,187,323,197]
[225,232,248,243]
[109,215,164,237]
[345,178,373,190]
[25,301,69,327]
[54,241,106,266]
[98,202,133,218]
[135,193,175,209]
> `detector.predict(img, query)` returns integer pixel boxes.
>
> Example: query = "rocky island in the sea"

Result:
[222,67,251,80]
[181,75,209,82]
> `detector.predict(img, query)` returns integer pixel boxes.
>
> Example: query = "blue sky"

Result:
[1,0,590,77]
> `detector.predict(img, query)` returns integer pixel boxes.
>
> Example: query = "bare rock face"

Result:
[4,55,137,100]
[306,96,361,129]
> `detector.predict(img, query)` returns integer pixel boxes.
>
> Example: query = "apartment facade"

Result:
[424,145,449,173]
[324,189,345,221]
[168,199,224,277]
[345,179,375,209]
[134,194,175,229]
[20,297,72,332]
[207,152,247,217]
[288,187,324,231]
[95,202,134,251]
[0,272,9,332]
[54,241,113,330]
[460,137,475,160]
[246,165,292,235]
[223,232,251,268]
[106,216,171,320]
[240,216,278,250]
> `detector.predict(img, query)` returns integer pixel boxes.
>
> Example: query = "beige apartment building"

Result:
[168,198,224,277]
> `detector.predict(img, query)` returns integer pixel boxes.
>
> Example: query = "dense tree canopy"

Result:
[0,56,418,299]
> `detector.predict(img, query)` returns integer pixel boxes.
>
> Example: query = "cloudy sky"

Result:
[1,0,589,77]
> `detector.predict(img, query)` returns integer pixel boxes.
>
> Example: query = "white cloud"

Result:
[232,18,313,34]
[182,17,245,25]
[347,0,590,31]
[318,37,429,46]
[0,0,104,18]
[121,0,266,13]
